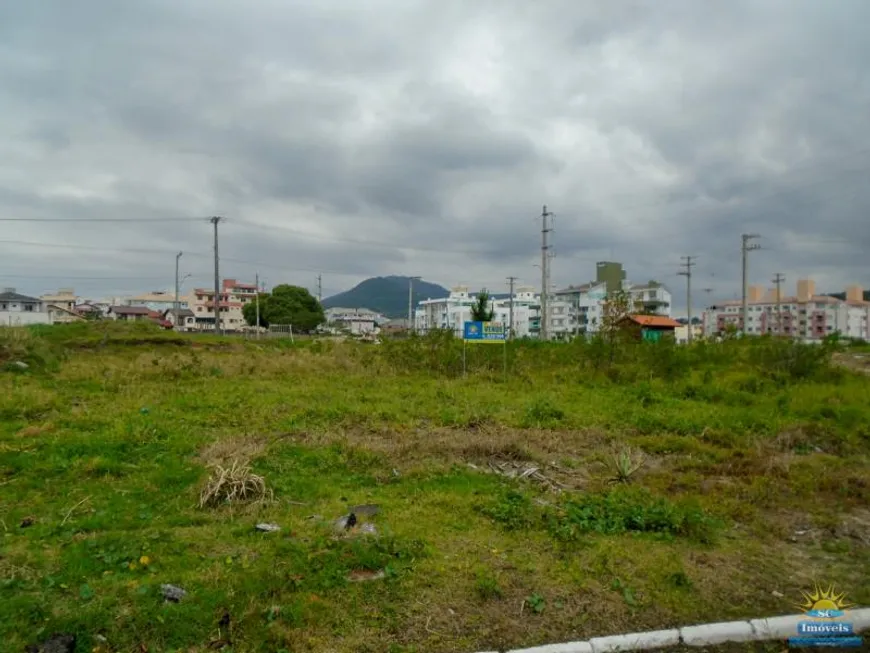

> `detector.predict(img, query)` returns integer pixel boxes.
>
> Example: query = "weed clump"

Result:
[478,489,535,531]
[199,459,273,508]
[548,487,719,544]
[606,446,647,484]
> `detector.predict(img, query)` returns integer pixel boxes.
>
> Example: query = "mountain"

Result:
[322,276,449,318]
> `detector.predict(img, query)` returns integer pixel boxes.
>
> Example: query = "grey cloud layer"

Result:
[1,0,868,304]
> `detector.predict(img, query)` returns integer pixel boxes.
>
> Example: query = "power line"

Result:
[0,239,356,276]
[0,273,194,280]
[0,217,210,223]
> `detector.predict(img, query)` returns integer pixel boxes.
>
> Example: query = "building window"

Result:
[25,304,34,312]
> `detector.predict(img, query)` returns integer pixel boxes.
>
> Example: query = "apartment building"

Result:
[414,285,573,340]
[40,288,82,323]
[126,290,187,312]
[552,278,672,338]
[0,288,52,326]
[414,286,531,338]
[703,280,870,341]
[188,278,257,331]
[324,307,384,335]
[414,264,672,341]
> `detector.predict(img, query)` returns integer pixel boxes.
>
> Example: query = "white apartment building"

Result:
[324,307,383,335]
[553,280,672,337]
[415,286,523,338]
[703,280,870,341]
[415,286,490,337]
[188,278,257,331]
[0,288,52,326]
[414,270,673,341]
[415,285,570,340]
[126,290,188,312]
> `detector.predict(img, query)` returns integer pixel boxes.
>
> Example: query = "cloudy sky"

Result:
[1,0,868,310]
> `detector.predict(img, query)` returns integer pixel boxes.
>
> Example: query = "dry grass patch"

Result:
[15,422,54,438]
[198,459,273,508]
[198,434,267,467]
[319,425,609,468]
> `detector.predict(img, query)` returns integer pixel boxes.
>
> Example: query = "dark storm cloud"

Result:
[0,0,868,306]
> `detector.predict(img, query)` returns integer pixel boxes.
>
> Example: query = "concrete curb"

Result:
[479,607,870,653]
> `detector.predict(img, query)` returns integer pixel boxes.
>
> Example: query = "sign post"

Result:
[462,321,507,378]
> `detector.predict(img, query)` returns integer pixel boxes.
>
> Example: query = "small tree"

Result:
[470,290,494,322]
[242,284,324,332]
[599,289,640,362]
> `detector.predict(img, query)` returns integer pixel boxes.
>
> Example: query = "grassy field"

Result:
[1,323,868,652]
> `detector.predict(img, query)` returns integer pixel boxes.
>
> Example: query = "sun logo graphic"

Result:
[796,583,853,618]
[789,583,863,649]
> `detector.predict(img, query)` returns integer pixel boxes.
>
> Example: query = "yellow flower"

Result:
[128,562,138,571]
[139,556,151,566]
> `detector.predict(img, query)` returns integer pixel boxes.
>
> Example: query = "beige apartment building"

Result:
[188,278,257,331]
[703,280,869,341]
[40,288,83,323]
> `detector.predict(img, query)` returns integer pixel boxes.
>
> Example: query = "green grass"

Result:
[1,325,869,652]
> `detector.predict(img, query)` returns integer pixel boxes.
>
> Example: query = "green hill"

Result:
[322,276,449,318]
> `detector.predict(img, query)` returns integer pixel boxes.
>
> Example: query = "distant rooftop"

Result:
[0,289,41,303]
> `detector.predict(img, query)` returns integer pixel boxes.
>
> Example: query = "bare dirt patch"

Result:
[198,434,267,467]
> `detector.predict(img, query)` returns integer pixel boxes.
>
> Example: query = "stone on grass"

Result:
[161,584,187,602]
[13,361,29,369]
[358,522,378,535]
[26,633,75,653]
[346,569,386,582]
[349,504,380,516]
[255,523,280,533]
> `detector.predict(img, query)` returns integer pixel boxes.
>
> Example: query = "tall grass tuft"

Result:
[199,460,273,508]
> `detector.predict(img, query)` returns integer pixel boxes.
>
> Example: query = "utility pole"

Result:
[210,216,222,335]
[773,272,785,336]
[506,276,518,339]
[678,255,696,343]
[540,205,553,341]
[255,271,260,340]
[174,251,182,312]
[316,274,322,303]
[741,233,761,336]
[408,276,421,334]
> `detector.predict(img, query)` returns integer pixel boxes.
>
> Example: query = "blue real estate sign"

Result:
[463,321,506,343]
